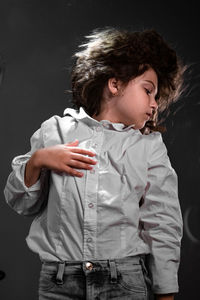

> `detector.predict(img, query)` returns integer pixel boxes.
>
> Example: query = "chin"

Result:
[134,124,143,130]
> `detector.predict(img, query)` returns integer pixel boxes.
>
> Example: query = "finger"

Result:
[70,147,96,157]
[64,165,84,177]
[65,140,79,146]
[71,153,97,165]
[69,160,94,170]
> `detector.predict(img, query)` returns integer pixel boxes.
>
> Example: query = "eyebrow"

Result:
[144,80,157,90]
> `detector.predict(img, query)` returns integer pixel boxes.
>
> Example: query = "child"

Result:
[4,27,185,300]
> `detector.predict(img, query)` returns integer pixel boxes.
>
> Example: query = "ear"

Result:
[107,78,122,95]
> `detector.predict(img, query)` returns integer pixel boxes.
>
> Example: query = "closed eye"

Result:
[144,88,151,95]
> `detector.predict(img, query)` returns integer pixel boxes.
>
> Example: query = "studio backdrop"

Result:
[0,1,199,299]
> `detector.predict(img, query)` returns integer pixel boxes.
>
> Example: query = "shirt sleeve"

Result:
[4,127,50,216]
[140,132,183,294]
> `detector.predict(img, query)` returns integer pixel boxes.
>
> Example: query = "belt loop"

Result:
[140,255,147,275]
[56,262,65,285]
[140,255,152,287]
[109,260,117,283]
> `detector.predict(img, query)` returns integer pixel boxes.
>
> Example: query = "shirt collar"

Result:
[63,107,141,133]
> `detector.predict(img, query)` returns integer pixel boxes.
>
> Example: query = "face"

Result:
[108,68,158,129]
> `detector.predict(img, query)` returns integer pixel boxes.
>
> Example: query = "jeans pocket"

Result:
[140,257,152,290]
[39,270,57,292]
[118,266,147,294]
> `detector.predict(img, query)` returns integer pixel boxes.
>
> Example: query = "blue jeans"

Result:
[38,255,152,300]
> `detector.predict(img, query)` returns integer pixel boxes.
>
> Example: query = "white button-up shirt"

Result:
[4,107,183,294]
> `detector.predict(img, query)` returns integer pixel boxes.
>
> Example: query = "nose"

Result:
[150,97,158,111]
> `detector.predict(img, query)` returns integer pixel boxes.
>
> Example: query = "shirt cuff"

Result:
[14,160,41,192]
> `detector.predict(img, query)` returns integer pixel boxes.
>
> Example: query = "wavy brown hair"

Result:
[71,27,186,133]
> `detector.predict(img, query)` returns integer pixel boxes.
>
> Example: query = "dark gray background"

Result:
[0,0,200,299]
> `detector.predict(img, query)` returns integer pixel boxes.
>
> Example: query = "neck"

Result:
[92,104,121,124]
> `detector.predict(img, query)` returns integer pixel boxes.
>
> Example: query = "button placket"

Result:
[83,128,103,260]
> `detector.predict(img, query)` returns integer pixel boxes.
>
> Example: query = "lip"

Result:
[146,113,152,119]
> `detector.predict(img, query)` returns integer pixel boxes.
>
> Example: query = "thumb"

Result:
[65,139,79,146]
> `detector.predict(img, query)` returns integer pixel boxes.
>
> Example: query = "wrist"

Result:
[24,150,44,187]
[31,148,45,169]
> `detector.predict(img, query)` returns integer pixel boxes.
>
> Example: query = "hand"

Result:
[36,140,97,176]
[25,140,97,187]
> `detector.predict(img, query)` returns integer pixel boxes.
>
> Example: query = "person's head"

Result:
[71,27,185,132]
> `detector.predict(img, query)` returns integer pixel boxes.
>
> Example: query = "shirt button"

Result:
[87,238,92,243]
[92,143,98,149]
[88,203,94,208]
[96,126,102,132]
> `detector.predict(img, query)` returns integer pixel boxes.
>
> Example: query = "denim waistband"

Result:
[41,255,147,285]
[43,254,142,267]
